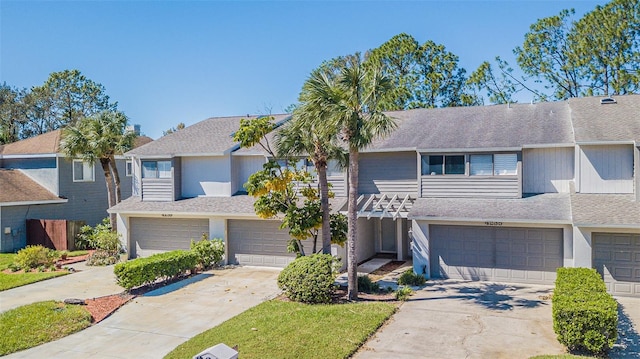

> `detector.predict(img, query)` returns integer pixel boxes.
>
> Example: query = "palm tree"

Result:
[61,110,135,231]
[274,110,345,254]
[301,55,395,300]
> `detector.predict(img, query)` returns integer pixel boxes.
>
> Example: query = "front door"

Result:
[380,218,397,252]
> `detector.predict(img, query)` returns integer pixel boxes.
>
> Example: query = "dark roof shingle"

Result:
[0,169,62,203]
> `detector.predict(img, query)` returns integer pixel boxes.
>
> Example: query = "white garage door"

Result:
[228,219,295,267]
[593,233,640,297]
[430,225,563,285]
[130,217,209,258]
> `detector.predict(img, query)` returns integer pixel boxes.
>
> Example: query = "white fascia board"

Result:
[362,147,417,153]
[106,209,258,218]
[522,143,575,149]
[136,155,176,159]
[407,216,572,225]
[417,147,522,153]
[0,199,68,207]
[1,153,57,159]
[177,152,227,157]
[573,223,640,230]
[576,141,635,146]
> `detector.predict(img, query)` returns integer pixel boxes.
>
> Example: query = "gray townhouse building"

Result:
[0,129,152,252]
[110,95,640,297]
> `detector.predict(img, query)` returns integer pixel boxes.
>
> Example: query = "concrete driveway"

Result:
[355,280,565,359]
[3,266,281,359]
[355,280,640,359]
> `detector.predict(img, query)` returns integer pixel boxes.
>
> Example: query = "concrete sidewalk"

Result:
[1,262,122,312]
[4,266,281,359]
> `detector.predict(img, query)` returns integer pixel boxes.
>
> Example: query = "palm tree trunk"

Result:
[317,160,332,255]
[109,156,122,203]
[347,147,359,300]
[100,158,117,232]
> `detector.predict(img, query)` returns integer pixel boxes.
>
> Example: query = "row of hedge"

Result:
[113,250,198,290]
[552,267,618,354]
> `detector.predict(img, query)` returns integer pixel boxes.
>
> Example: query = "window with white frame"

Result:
[422,155,465,175]
[470,154,517,176]
[125,160,133,177]
[73,160,94,182]
[141,160,172,178]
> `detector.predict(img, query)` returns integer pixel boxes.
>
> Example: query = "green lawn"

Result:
[0,253,69,291]
[165,300,397,359]
[0,300,92,356]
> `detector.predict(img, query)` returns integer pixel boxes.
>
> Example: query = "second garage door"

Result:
[430,225,563,285]
[130,217,209,258]
[228,219,295,267]
[593,233,640,297]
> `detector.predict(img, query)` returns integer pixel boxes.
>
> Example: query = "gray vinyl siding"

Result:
[59,159,130,225]
[577,144,634,194]
[358,152,418,195]
[3,158,58,194]
[421,176,519,198]
[357,218,377,262]
[523,147,574,194]
[327,174,346,197]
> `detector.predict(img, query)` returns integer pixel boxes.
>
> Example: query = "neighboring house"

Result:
[110,95,640,297]
[0,129,153,252]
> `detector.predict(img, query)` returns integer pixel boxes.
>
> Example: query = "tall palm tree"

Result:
[275,109,345,254]
[61,110,135,231]
[302,55,395,300]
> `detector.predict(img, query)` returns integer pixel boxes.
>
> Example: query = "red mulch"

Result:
[84,293,135,323]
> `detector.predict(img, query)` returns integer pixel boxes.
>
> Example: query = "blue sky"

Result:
[1,1,605,139]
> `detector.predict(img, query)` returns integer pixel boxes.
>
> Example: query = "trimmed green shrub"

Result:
[397,269,426,286]
[358,275,381,294]
[552,268,618,355]
[113,250,198,290]
[277,254,336,304]
[190,234,224,269]
[395,286,413,301]
[14,246,57,270]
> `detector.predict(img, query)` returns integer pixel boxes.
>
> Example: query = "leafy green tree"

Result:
[571,0,640,95]
[60,110,135,230]
[304,54,396,300]
[0,83,27,144]
[233,116,347,256]
[366,33,479,110]
[515,9,582,100]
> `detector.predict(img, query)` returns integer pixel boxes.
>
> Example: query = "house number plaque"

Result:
[484,221,502,226]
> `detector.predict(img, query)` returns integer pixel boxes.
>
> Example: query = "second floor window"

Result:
[125,161,133,177]
[73,160,94,182]
[142,160,171,178]
[422,155,465,175]
[470,154,517,176]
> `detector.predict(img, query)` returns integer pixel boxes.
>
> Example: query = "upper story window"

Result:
[125,161,133,177]
[142,160,171,178]
[422,155,465,175]
[470,154,517,176]
[277,158,316,176]
[73,160,94,182]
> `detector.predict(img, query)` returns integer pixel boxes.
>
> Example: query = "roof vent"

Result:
[600,97,616,104]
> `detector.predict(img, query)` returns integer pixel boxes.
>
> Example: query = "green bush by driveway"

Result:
[0,253,69,291]
[165,300,397,359]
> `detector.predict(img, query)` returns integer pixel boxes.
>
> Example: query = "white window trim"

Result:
[72,160,95,182]
[125,160,133,177]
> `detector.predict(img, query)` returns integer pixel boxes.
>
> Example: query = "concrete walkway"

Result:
[1,262,122,312]
[4,266,281,359]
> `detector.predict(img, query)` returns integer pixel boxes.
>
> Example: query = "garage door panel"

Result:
[430,225,562,285]
[228,219,295,267]
[593,233,640,297]
[131,218,209,258]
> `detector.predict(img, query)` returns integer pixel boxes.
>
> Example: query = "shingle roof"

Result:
[570,193,640,227]
[109,195,258,215]
[0,130,62,155]
[409,193,572,223]
[128,114,290,157]
[569,94,640,143]
[0,169,62,203]
[368,101,574,151]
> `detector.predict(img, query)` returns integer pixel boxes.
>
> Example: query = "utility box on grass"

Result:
[193,343,238,359]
